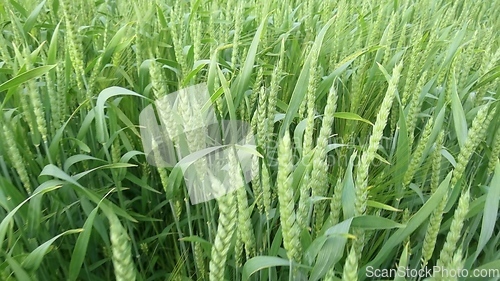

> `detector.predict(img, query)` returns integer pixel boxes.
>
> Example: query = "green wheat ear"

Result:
[277,131,302,265]
[436,188,470,272]
[109,214,137,281]
[311,84,338,233]
[488,127,500,174]
[233,150,256,260]
[342,246,358,281]
[209,177,238,281]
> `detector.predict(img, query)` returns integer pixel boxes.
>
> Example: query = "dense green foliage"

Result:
[0,0,499,280]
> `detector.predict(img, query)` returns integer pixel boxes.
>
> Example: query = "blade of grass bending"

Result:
[242,256,291,281]
[0,65,56,101]
[361,172,452,275]
[179,235,212,254]
[0,176,27,216]
[332,112,374,126]
[0,184,62,250]
[350,215,405,230]
[23,229,83,272]
[306,218,352,281]
[40,164,137,222]
[95,86,147,143]
[5,256,31,281]
[367,200,402,212]
[72,163,137,180]
[63,155,106,172]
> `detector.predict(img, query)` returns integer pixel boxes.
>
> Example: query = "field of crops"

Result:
[1,0,499,280]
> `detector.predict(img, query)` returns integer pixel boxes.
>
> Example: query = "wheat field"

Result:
[0,0,499,280]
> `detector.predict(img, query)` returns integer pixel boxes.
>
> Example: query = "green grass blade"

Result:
[6,256,31,281]
[95,86,146,143]
[23,229,83,272]
[0,185,62,250]
[342,152,357,219]
[393,243,409,281]
[0,64,56,92]
[22,0,46,34]
[350,215,405,230]
[47,22,61,65]
[308,219,352,281]
[231,16,267,110]
[242,256,290,281]
[450,72,467,148]
[69,207,99,281]
[475,163,500,257]
[362,171,452,274]
[279,16,336,136]
[332,112,374,126]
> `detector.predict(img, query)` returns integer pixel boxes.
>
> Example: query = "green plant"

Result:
[0,0,499,280]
